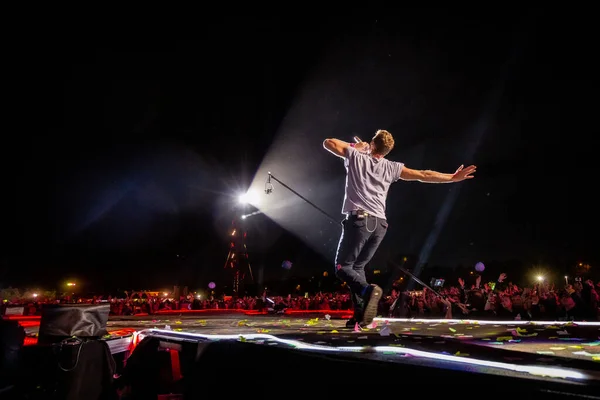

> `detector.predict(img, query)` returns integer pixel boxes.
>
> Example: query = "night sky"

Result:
[2,12,597,291]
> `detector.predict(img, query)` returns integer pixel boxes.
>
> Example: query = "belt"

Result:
[348,210,370,216]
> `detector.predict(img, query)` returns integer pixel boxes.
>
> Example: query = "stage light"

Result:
[239,210,263,220]
[238,190,260,205]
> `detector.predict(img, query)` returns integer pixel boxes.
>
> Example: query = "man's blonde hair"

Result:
[372,129,395,157]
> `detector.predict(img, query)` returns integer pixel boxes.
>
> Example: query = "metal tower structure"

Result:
[223,219,254,294]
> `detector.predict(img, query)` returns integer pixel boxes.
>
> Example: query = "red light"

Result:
[24,337,38,346]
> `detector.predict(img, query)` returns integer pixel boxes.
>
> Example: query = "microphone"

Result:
[353,136,371,154]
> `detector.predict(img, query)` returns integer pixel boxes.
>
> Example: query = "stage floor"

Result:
[15,311,600,382]
[122,312,600,368]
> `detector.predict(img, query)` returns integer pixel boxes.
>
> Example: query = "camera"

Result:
[429,278,445,288]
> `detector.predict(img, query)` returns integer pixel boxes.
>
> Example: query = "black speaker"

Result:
[18,338,117,400]
[53,339,117,400]
[39,304,110,345]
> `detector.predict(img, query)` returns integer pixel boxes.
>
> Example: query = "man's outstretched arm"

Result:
[400,164,476,183]
[323,138,370,158]
[323,138,351,158]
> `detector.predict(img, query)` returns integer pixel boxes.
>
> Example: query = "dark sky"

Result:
[2,12,597,290]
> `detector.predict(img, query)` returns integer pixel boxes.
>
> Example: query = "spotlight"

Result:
[239,190,260,205]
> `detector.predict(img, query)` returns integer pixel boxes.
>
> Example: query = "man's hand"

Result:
[355,141,370,153]
[450,164,476,182]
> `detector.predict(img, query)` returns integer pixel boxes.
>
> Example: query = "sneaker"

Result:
[360,284,382,326]
[346,318,370,329]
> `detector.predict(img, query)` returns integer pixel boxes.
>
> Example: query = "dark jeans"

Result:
[334,214,388,319]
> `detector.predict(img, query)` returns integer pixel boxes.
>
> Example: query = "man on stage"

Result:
[323,129,476,327]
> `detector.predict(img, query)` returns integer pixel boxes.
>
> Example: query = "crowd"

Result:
[2,273,598,321]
